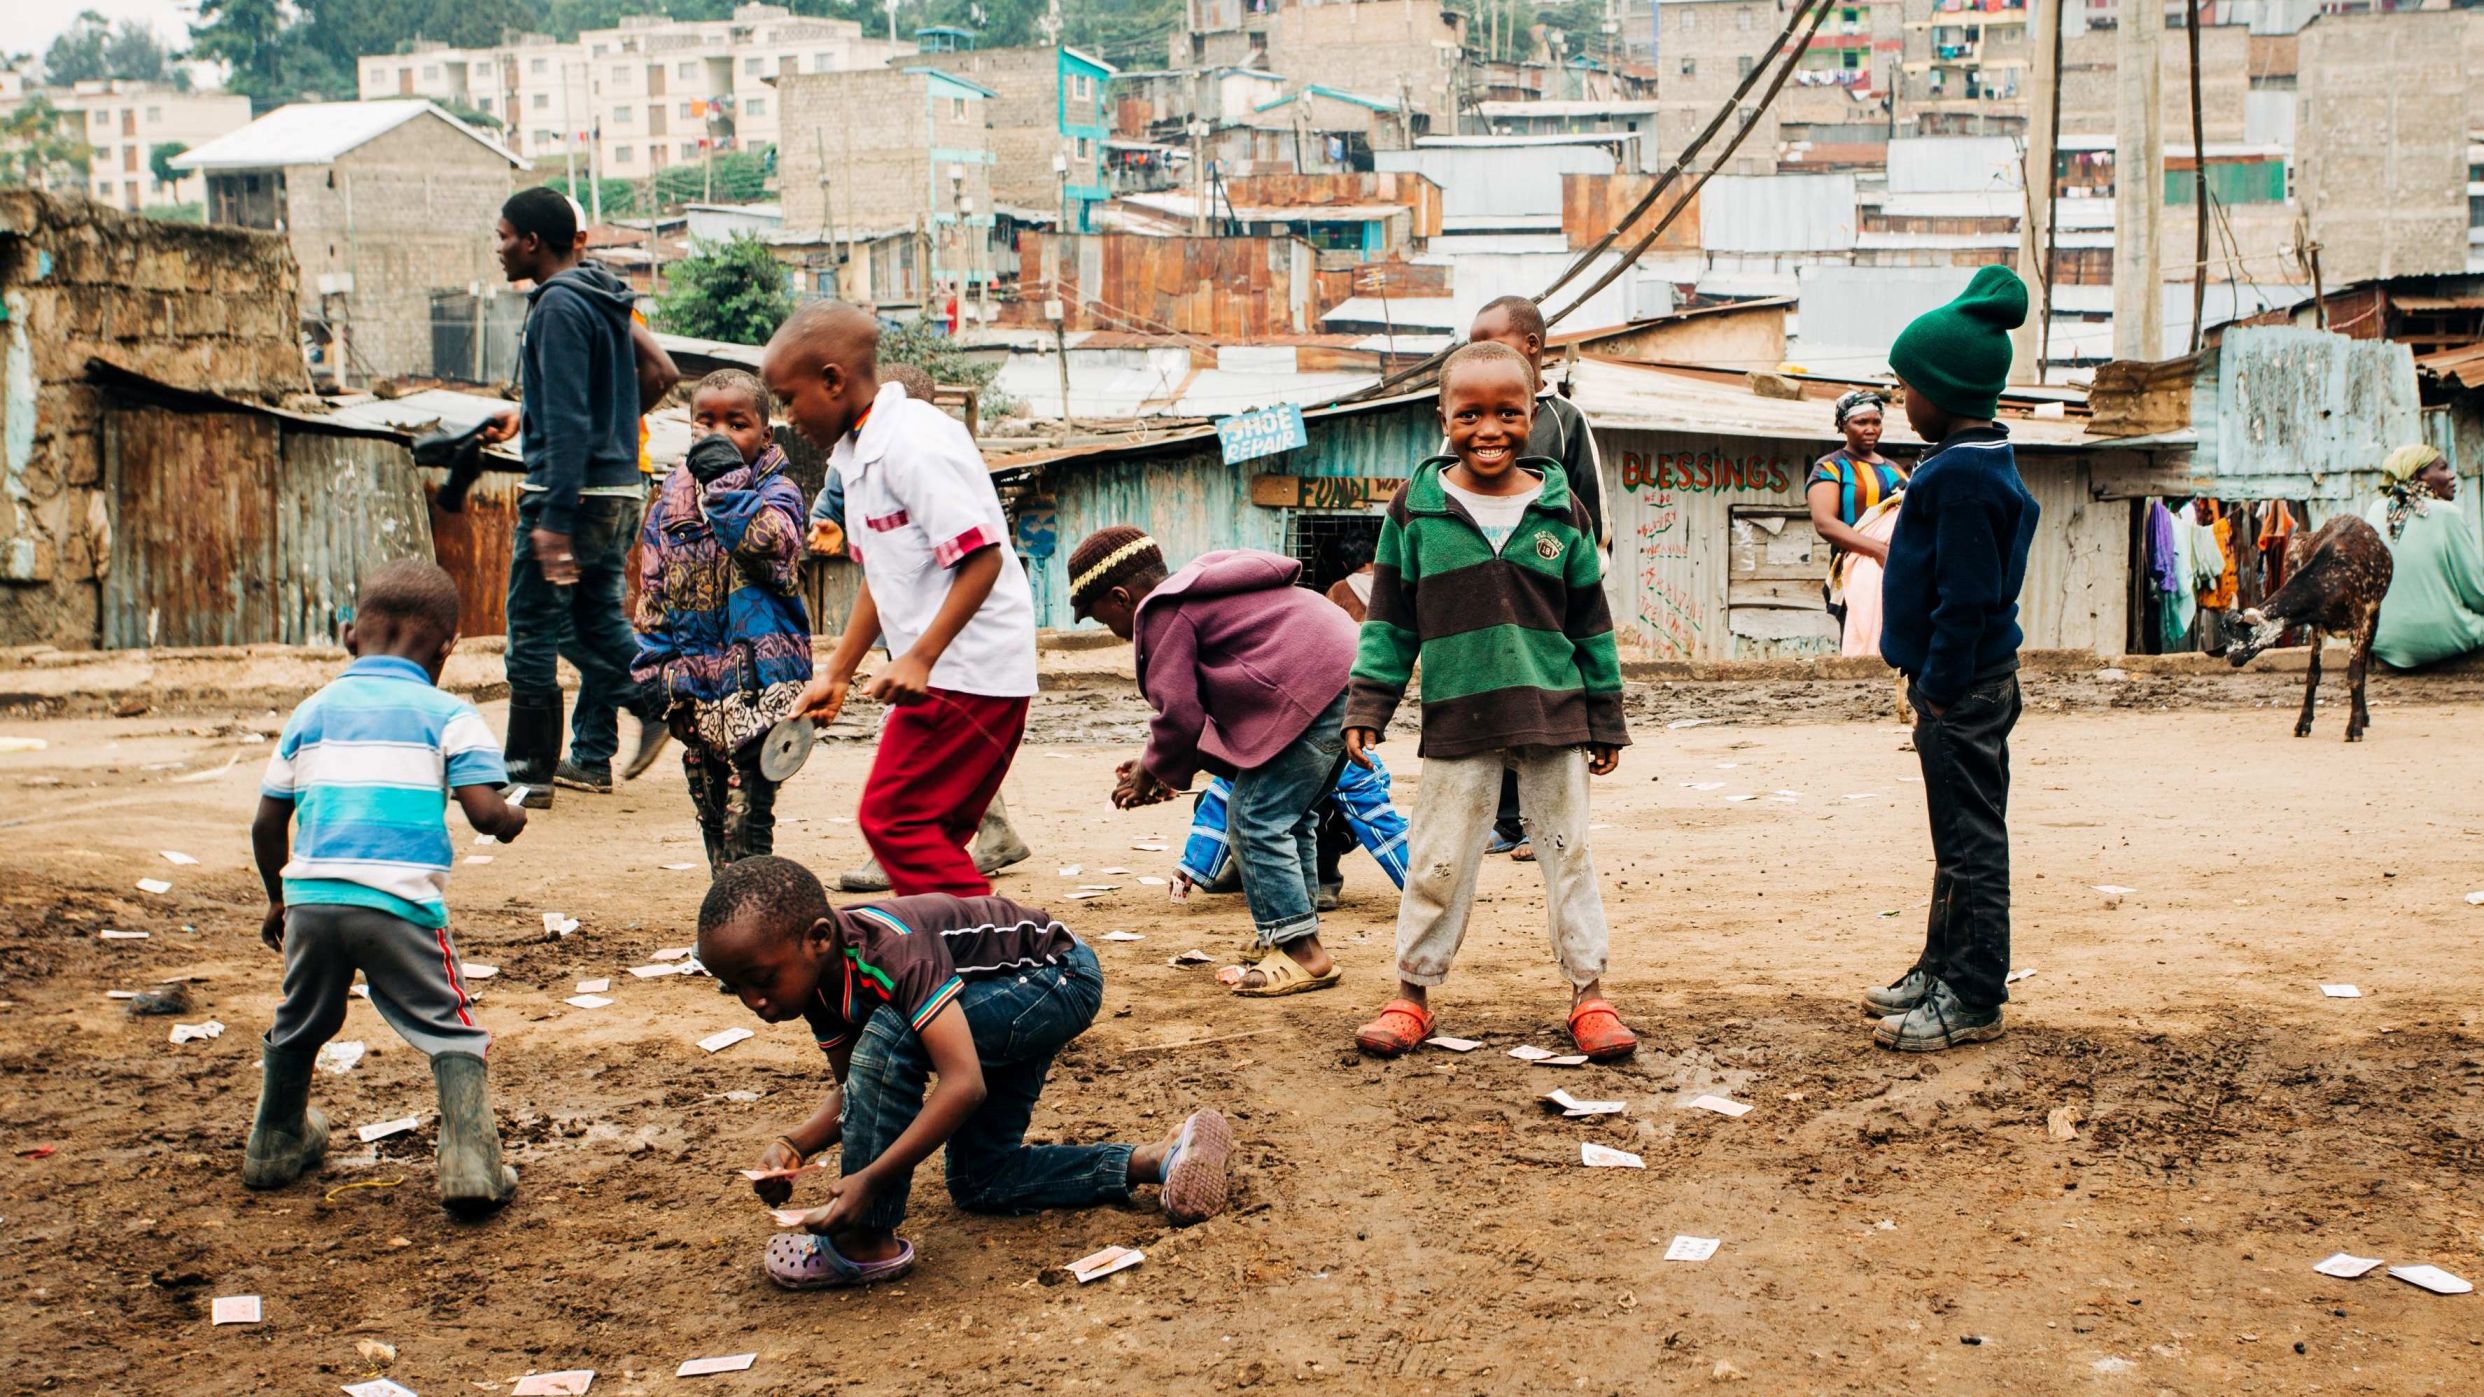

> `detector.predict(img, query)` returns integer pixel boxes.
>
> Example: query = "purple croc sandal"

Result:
[764,1232,917,1291]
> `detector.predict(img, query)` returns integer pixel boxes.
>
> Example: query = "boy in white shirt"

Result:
[764,303,1039,897]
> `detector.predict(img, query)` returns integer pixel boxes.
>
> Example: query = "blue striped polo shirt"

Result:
[259,655,508,928]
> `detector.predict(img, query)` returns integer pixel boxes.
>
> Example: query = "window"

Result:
[90,109,107,127]
[811,52,831,72]
[1073,73,1090,99]
[1679,11,1694,32]
[677,60,696,78]
[681,141,700,158]
[744,97,765,116]
[615,104,632,122]
[616,144,635,162]
[96,180,112,197]
[533,92,550,109]
[145,106,161,122]
[614,65,631,82]
[1680,57,1696,76]
[532,56,549,75]
[1737,55,1753,76]
[125,180,138,204]
[744,56,762,73]
[1076,135,1091,159]
[422,64,439,80]
[1739,9,1754,28]
[593,43,608,57]
[952,97,966,118]
[534,129,557,147]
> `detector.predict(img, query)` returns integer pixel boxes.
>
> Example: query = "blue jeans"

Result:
[1222,689,1349,948]
[1179,749,1409,893]
[840,940,1130,1230]
[507,491,651,769]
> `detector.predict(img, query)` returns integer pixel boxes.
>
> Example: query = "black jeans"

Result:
[506,492,651,769]
[1908,671,2021,1011]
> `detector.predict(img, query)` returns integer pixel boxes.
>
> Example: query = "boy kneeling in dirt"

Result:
[245,560,529,1214]
[698,856,1233,1288]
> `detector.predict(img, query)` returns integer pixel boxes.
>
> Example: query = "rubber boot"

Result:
[503,688,563,809]
[430,1052,518,1216]
[837,853,893,893]
[242,1041,329,1190]
[974,791,1032,876]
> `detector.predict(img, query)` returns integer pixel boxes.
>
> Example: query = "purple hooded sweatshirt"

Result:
[1133,549,1357,789]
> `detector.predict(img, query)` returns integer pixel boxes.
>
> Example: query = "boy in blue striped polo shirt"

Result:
[245,560,531,1215]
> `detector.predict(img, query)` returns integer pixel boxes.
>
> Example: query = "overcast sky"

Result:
[21,0,197,66]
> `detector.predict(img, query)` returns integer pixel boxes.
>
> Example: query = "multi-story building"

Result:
[912,45,1118,229]
[1177,0,1466,124]
[353,4,911,182]
[776,66,997,306]
[6,79,253,213]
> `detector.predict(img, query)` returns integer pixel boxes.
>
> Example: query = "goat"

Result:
[2226,513,2393,741]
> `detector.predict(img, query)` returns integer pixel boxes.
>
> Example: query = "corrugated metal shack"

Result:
[92,362,435,649]
[998,357,2180,657]
[1007,233,1321,338]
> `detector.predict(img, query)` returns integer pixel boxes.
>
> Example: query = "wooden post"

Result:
[2113,0,2165,361]
[2011,0,2056,383]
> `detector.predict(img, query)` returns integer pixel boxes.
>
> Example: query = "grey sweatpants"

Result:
[1394,746,1610,988]
[266,904,490,1059]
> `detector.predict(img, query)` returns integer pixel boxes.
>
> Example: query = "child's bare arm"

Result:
[802,1007,986,1235]
[752,1080,846,1205]
[797,581,878,724]
[250,795,292,951]
[452,783,527,842]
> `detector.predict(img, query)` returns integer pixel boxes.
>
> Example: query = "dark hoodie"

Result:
[1132,549,1358,790]
[519,262,641,536]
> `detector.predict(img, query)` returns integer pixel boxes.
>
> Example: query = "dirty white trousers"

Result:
[1393,746,1610,988]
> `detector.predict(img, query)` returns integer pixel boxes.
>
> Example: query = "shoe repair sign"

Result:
[1216,403,1308,464]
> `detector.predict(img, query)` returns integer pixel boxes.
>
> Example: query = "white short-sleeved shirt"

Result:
[830,380,1038,697]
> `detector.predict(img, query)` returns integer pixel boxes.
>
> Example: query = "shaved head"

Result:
[762,301,882,449]
[769,300,879,375]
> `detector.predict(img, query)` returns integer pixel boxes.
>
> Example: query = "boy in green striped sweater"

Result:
[1343,341,1639,1060]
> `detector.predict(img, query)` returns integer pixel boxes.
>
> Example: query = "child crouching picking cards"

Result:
[697,856,1235,1288]
[1345,340,1639,1061]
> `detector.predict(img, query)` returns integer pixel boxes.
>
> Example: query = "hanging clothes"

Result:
[2146,500,2181,596]
[2199,501,2239,611]
[2258,501,2299,595]
[2162,502,2202,650]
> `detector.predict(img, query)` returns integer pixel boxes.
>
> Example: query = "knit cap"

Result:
[1887,264,2028,421]
[1067,525,1163,620]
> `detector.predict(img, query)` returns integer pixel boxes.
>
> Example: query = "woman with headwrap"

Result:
[1808,389,1909,633]
[2361,442,2484,669]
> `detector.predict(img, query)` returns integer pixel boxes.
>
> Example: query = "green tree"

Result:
[545,173,639,218]
[103,19,170,82]
[878,311,1006,411]
[43,11,110,84]
[653,233,795,345]
[0,97,92,190]
[148,141,189,185]
[191,0,289,108]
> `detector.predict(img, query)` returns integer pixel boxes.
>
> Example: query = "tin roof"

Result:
[172,100,526,172]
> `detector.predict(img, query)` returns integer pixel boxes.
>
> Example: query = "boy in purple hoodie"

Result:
[1069,527,1356,998]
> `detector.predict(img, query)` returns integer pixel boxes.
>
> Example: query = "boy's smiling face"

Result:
[1439,356,1536,492]
[692,384,773,464]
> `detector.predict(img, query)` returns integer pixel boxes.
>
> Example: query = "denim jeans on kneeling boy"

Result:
[1227,689,1350,948]
[839,939,1130,1232]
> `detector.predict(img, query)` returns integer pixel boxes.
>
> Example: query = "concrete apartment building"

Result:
[0,79,252,214]
[354,4,911,179]
[886,45,1117,229]
[775,67,997,304]
[2295,9,2468,284]
[176,102,526,384]
[1176,0,1466,123]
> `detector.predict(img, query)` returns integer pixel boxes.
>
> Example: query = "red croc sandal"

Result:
[1567,997,1639,1061]
[1355,998,1435,1057]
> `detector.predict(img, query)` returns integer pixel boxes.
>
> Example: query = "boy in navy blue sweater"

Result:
[1867,265,2039,1052]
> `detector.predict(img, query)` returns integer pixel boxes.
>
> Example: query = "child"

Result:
[763,302,1037,898]
[246,560,528,1213]
[1865,264,2039,1052]
[1344,340,1636,1059]
[1068,528,1356,996]
[1175,755,1409,912]
[631,369,813,873]
[697,857,1233,1289]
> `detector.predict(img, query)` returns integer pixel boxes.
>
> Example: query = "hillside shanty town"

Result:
[8,0,2484,1389]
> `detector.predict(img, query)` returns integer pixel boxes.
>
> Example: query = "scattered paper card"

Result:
[350,984,370,999]
[342,1380,416,1397]
[1534,1054,1590,1067]
[2314,1252,2383,1279]
[2005,967,2036,985]
[169,1021,225,1045]
[510,1373,596,1397]
[210,1295,261,1325]
[136,878,173,895]
[1168,949,1213,966]
[1685,781,1725,792]
[1667,717,1715,730]
[99,929,148,941]
[629,964,686,979]
[698,1027,754,1054]
[1544,1089,1624,1117]
[2467,891,2484,906]
[2093,885,2136,896]
[575,978,611,994]
[1131,843,1168,852]
[564,994,614,1009]
[461,963,498,980]
[1663,1235,1720,1262]
[1426,1036,1481,1053]
[358,1115,419,1142]
[542,913,579,937]
[1686,1094,1752,1117]
[1066,891,1108,901]
[1057,865,1083,878]
[675,1353,758,1378]
[740,1162,824,1182]
[2388,1265,2473,1295]
[651,947,693,961]
[2319,984,2362,999]
[317,1040,365,1075]
[1137,877,1167,887]
[768,1208,812,1228]
[1725,794,1757,803]
[464,855,494,866]
[1097,866,1131,875]
[106,990,138,999]
[1077,884,1121,892]
[475,833,498,847]
[1067,1245,1145,1283]
[160,850,198,866]
[660,862,700,871]
[1508,1045,1557,1061]
[1580,1142,1644,1169]
[1102,931,1146,942]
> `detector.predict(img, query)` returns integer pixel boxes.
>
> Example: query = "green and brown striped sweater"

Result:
[1343,457,1629,757]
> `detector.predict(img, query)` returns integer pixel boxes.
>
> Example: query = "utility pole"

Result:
[2112,0,2164,362]
[2184,0,2207,355]
[2010,0,2055,382]
[1189,118,1207,236]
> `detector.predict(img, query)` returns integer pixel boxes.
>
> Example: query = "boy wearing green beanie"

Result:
[1864,264,2040,1052]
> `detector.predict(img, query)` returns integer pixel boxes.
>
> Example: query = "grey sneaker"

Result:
[1860,968,1933,1018]
[1873,979,2003,1052]
[553,760,612,794]
[837,856,892,893]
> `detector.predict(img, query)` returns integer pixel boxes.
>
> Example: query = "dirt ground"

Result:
[5,665,2482,1396]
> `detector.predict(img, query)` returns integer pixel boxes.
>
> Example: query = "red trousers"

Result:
[859,687,1030,898]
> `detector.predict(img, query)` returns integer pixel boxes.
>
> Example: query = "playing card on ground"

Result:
[1544,1089,1624,1116]
[159,850,197,865]
[1580,1142,1644,1168]
[357,1116,419,1142]
[1686,1094,1752,1117]
[675,1353,757,1377]
[1507,1045,1557,1061]
[1664,1235,1720,1262]
[564,994,613,1009]
[2388,1264,2473,1294]
[2319,984,2362,998]
[698,1027,754,1053]
[1067,1245,1145,1283]
[1426,1036,1481,1052]
[460,963,497,979]
[210,1295,261,1325]
[510,1373,596,1396]
[341,1380,416,1397]
[2313,1253,2382,1279]
[575,978,610,993]
[99,929,148,940]
[1534,1054,1590,1067]
[136,878,172,895]
[769,1208,812,1227]
[651,947,693,961]
[1102,931,1145,941]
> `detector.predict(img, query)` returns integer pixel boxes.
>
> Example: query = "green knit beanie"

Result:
[1888,264,2028,421]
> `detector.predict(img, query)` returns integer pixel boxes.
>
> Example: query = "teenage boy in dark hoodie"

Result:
[1867,264,2040,1053]
[483,186,677,806]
